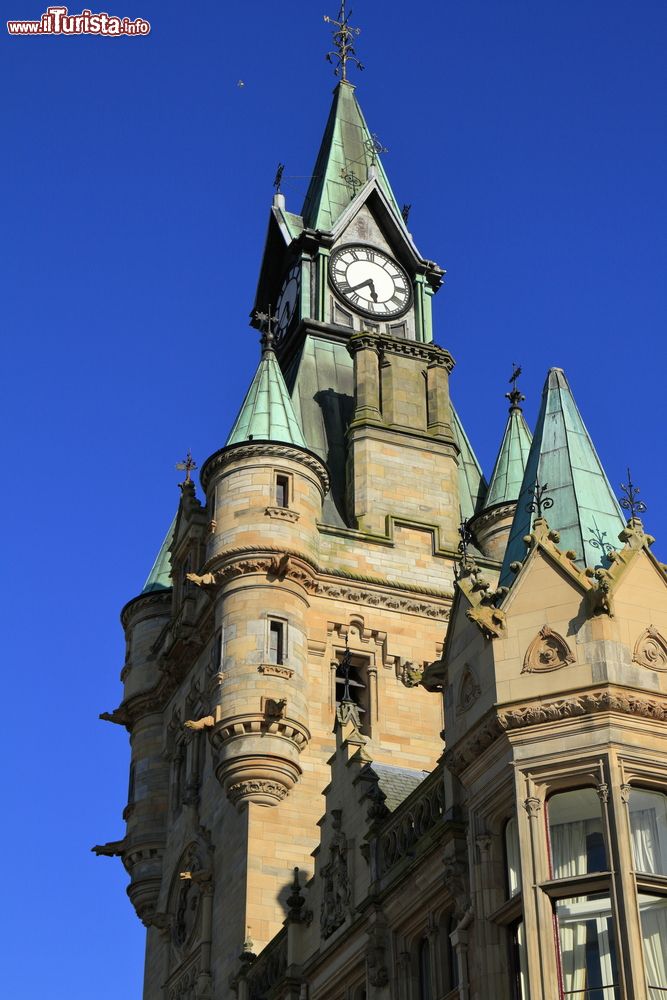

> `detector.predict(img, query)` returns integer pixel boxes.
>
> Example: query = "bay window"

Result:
[628,789,667,996]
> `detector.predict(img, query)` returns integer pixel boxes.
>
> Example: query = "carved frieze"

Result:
[633,626,667,672]
[258,663,294,679]
[265,505,300,522]
[227,779,288,805]
[522,626,575,673]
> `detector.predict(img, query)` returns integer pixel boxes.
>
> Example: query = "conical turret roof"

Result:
[483,404,533,510]
[500,368,625,584]
[226,340,306,448]
[142,514,175,593]
[301,81,402,231]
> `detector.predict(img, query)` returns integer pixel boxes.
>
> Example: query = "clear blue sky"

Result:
[2,2,665,995]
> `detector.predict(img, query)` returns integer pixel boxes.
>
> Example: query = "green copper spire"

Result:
[142,514,175,593]
[483,402,533,510]
[226,335,306,448]
[301,82,402,231]
[500,368,625,585]
[451,404,487,520]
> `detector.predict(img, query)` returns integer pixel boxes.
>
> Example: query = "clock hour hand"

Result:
[348,278,378,302]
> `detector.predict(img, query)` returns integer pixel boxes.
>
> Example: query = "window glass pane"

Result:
[638,894,667,997]
[629,790,667,876]
[511,921,528,999]
[548,789,607,877]
[555,893,620,998]
[269,622,284,664]
[506,817,521,897]
[418,938,432,1000]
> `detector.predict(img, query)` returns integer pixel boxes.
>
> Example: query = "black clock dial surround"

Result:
[328,243,413,320]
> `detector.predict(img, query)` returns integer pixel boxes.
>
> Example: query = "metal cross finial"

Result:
[176,450,197,484]
[273,163,285,193]
[506,362,525,409]
[324,1,363,81]
[340,166,362,199]
[254,306,277,352]
[619,467,647,520]
[527,479,554,519]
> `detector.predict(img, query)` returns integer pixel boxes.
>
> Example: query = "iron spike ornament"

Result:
[588,517,614,557]
[458,514,474,562]
[176,450,198,485]
[619,468,648,520]
[527,480,554,519]
[506,362,525,409]
[338,637,354,703]
[364,132,388,165]
[273,163,285,193]
[401,203,412,223]
[324,1,363,81]
[254,306,277,352]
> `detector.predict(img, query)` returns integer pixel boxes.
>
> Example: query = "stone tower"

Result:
[96,69,490,997]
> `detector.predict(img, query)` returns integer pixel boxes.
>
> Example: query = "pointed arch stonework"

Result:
[633,626,667,672]
[522,626,575,674]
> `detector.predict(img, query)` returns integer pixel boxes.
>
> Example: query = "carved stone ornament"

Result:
[522,626,575,673]
[320,810,352,938]
[228,779,288,805]
[399,660,424,688]
[456,666,481,714]
[265,506,300,522]
[258,663,294,680]
[466,603,506,639]
[633,626,667,672]
[171,842,211,955]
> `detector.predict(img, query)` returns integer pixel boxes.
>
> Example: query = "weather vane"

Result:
[254,306,277,351]
[273,163,285,193]
[506,363,525,409]
[324,1,363,81]
[619,468,647,520]
[176,450,197,485]
[527,479,554,519]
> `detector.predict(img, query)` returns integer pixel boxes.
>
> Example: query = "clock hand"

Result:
[348,278,379,302]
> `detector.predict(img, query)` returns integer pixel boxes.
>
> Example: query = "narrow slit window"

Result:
[275,474,289,508]
[269,621,285,665]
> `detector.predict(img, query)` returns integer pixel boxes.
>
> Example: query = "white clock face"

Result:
[329,244,412,319]
[275,263,301,343]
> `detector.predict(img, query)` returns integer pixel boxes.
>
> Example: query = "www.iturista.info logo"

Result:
[7,6,150,35]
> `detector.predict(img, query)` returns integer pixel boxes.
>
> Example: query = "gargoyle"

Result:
[184,715,215,731]
[466,604,506,639]
[186,571,218,587]
[179,868,212,885]
[268,553,290,578]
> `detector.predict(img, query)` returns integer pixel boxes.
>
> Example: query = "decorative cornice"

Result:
[468,501,517,535]
[200,441,329,494]
[265,506,300,522]
[120,588,172,630]
[348,330,455,372]
[443,687,667,776]
[209,713,310,753]
[317,579,450,619]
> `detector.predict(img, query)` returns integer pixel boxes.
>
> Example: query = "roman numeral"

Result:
[390,294,405,308]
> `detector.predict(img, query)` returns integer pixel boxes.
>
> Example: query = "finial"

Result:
[527,479,554,519]
[401,203,412,223]
[506,363,525,410]
[338,635,353,703]
[175,450,197,485]
[619,467,647,521]
[458,513,474,565]
[273,162,285,193]
[254,307,277,352]
[324,1,363,81]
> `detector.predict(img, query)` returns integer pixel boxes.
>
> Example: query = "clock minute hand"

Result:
[348,278,378,302]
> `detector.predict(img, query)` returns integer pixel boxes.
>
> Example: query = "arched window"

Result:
[418,937,432,1000]
[505,816,521,897]
[547,789,619,998]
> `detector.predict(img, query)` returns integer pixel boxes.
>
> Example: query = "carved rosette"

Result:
[633,626,667,672]
[456,666,481,714]
[522,626,575,673]
[210,713,310,809]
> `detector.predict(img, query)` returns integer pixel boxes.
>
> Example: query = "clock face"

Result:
[275,263,301,343]
[329,244,412,319]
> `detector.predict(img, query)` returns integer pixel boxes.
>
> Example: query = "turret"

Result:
[198,330,328,808]
[469,374,532,561]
